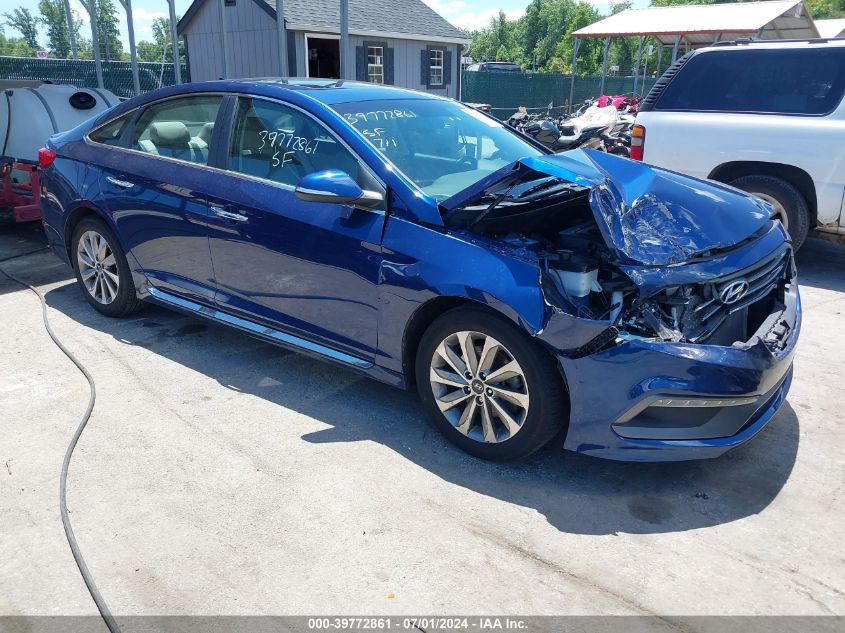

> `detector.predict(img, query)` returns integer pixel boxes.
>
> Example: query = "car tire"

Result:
[729,174,811,251]
[71,216,144,317]
[415,305,568,461]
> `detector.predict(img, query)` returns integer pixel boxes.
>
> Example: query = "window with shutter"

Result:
[424,46,446,88]
[367,46,384,83]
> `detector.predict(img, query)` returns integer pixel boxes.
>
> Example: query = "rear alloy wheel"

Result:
[72,217,144,317]
[77,230,120,305]
[729,174,811,251]
[416,306,568,461]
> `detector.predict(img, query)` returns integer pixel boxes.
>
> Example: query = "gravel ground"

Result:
[1,222,843,623]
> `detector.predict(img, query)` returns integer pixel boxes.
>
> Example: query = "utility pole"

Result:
[166,0,182,83]
[79,0,104,89]
[339,0,348,79]
[276,0,287,76]
[62,0,77,58]
[218,0,229,78]
[118,0,140,94]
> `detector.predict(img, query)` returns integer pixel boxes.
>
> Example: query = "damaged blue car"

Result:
[40,80,800,461]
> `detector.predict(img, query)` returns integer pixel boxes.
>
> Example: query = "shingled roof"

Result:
[178,0,469,43]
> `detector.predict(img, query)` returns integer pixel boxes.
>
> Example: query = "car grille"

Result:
[693,247,792,327]
[649,246,793,344]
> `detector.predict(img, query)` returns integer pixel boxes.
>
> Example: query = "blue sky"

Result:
[6,0,650,50]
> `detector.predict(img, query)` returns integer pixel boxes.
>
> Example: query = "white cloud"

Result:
[133,7,165,21]
[423,0,525,31]
[69,0,89,25]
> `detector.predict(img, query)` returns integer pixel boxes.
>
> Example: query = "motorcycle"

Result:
[506,101,635,155]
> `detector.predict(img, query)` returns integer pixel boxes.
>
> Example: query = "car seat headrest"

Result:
[150,121,190,147]
[198,122,214,145]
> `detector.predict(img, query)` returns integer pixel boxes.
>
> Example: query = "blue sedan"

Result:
[39,80,800,461]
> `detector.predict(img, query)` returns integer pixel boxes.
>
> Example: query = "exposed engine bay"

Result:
[443,172,794,349]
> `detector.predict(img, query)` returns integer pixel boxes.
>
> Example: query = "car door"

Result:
[95,94,224,304]
[205,95,386,363]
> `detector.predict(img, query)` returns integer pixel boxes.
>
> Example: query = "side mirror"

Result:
[294,170,383,210]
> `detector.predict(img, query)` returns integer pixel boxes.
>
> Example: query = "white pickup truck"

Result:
[632,38,845,250]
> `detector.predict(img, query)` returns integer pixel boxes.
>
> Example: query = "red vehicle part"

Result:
[1,160,42,223]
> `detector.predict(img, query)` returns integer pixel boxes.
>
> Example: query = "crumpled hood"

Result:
[441,149,771,266]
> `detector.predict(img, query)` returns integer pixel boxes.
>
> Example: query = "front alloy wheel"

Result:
[416,306,568,461]
[430,331,529,444]
[77,230,120,304]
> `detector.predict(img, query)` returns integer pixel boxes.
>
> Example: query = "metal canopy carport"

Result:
[567,0,820,107]
[815,18,845,38]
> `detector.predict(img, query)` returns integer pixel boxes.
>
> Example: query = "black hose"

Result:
[2,90,11,157]
[0,251,122,633]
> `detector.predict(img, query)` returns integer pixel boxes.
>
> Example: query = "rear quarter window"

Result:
[654,47,845,116]
[88,112,132,146]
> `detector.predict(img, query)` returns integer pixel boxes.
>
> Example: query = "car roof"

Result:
[701,38,845,52]
[155,78,446,105]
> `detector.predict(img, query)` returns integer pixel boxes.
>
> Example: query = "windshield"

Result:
[331,99,544,202]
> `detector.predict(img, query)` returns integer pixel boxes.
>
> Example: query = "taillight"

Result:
[38,147,56,169]
[630,124,645,161]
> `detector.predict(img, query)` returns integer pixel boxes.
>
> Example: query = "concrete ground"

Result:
[1,222,843,621]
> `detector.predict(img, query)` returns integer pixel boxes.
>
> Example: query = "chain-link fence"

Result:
[461,71,658,119]
[0,56,189,100]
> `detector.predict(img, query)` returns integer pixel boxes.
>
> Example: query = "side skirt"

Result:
[145,285,406,388]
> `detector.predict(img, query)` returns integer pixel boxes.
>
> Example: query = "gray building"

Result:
[176,0,469,97]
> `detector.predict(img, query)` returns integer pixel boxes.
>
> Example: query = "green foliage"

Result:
[467,0,606,73]
[136,16,186,64]
[805,0,844,18]
[2,7,40,49]
[0,28,36,56]
[95,0,124,60]
[37,0,82,58]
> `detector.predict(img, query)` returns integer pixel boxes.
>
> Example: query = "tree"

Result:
[38,0,82,58]
[136,16,186,64]
[2,7,40,49]
[95,0,123,61]
[0,28,36,56]
[467,0,606,73]
[805,0,844,18]
[547,1,601,73]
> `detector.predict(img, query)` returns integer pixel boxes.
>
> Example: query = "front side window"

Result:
[429,48,444,86]
[656,48,845,116]
[367,46,384,84]
[228,97,360,187]
[333,99,544,201]
[89,112,133,146]
[130,95,222,164]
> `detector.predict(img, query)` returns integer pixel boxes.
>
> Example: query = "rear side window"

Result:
[89,113,131,146]
[655,47,845,116]
[130,96,223,165]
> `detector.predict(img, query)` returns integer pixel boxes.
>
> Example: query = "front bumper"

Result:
[557,283,801,462]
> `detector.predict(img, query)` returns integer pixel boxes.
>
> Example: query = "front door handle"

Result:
[211,206,248,222]
[106,176,134,189]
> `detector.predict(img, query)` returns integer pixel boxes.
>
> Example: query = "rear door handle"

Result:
[106,176,134,189]
[211,206,248,222]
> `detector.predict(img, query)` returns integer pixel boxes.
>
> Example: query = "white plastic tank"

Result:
[0,82,120,162]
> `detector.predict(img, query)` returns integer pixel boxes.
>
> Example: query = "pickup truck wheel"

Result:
[729,175,810,250]
[415,306,568,461]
